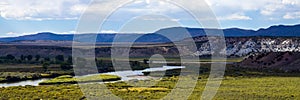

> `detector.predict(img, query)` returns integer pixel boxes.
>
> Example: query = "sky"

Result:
[0,0,300,37]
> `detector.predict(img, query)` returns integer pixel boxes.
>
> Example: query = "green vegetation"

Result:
[0,54,243,83]
[0,54,75,83]
[0,75,299,99]
[0,72,42,82]
[0,85,84,100]
[42,62,50,72]
[0,62,299,99]
[0,54,73,69]
[0,71,73,83]
[39,74,121,85]
[0,78,6,82]
[0,53,298,99]
[107,76,300,99]
[211,77,300,99]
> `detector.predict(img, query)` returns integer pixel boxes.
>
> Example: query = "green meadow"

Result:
[0,56,298,99]
[0,74,299,99]
[39,74,121,85]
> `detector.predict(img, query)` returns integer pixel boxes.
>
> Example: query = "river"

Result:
[0,66,185,87]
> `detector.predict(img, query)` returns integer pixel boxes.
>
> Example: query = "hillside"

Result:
[240,52,300,72]
[0,24,300,66]
[193,36,300,57]
[1,24,300,43]
[0,37,300,58]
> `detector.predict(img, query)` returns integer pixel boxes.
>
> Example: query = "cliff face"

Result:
[193,37,300,57]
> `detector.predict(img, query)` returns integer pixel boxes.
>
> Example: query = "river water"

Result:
[0,66,185,87]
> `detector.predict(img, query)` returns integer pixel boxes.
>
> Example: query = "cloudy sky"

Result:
[0,0,300,37]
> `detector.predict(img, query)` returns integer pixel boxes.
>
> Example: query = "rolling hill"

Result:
[1,24,300,43]
[240,52,300,72]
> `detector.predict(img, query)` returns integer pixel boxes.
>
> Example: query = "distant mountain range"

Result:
[1,24,300,43]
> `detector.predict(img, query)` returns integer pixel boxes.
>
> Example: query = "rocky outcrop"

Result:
[193,37,300,57]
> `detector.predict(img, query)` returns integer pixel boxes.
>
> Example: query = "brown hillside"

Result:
[240,52,300,72]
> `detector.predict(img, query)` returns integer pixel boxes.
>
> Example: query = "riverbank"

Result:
[0,71,73,83]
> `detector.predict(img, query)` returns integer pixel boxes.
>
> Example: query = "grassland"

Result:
[0,75,299,100]
[97,57,244,63]
[39,74,121,85]
[0,57,297,99]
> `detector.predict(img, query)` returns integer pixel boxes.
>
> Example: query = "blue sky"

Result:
[0,0,300,37]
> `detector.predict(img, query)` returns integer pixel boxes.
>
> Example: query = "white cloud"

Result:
[70,4,88,15]
[4,32,35,37]
[2,31,75,37]
[0,0,205,21]
[100,30,118,33]
[118,1,182,15]
[59,31,76,34]
[0,0,84,20]
[208,0,274,11]
[218,13,252,20]
[0,2,8,5]
[283,12,300,19]
[282,0,299,5]
[1,0,300,21]
[5,32,20,36]
[141,16,180,21]
[260,2,284,16]
[208,0,300,20]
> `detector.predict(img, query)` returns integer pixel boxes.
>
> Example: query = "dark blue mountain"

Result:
[256,24,300,36]
[1,24,300,43]
[0,32,74,42]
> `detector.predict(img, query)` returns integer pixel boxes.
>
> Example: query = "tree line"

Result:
[0,54,72,71]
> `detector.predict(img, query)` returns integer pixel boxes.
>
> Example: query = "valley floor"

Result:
[0,75,299,100]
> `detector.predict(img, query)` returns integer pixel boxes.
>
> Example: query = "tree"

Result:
[35,55,41,61]
[143,59,149,64]
[60,62,72,70]
[55,55,64,63]
[6,54,15,60]
[132,61,140,67]
[27,55,33,61]
[67,56,72,64]
[42,62,50,72]
[44,57,50,61]
[285,58,289,61]
[20,55,25,61]
[96,59,104,67]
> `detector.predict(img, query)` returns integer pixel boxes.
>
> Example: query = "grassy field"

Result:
[39,74,121,85]
[0,75,299,99]
[0,58,297,99]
